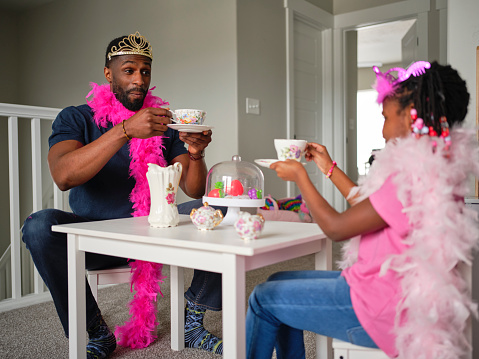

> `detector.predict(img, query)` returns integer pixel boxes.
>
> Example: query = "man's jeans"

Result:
[246,270,378,359]
[22,199,225,336]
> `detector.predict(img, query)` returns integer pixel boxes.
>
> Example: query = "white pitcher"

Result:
[146,162,183,228]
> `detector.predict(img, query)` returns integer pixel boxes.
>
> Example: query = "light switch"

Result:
[246,98,260,115]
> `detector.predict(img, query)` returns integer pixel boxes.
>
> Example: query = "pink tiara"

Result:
[372,61,431,104]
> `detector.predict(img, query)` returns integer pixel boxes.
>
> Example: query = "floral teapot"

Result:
[234,211,265,240]
[190,202,224,230]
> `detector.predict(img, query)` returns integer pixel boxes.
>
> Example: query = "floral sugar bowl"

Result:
[234,211,265,240]
[190,202,224,230]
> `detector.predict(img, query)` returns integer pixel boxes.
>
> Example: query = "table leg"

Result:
[170,265,184,350]
[315,239,333,359]
[222,254,246,359]
[67,233,86,358]
[315,238,332,272]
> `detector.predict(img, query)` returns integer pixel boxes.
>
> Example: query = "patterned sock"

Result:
[185,300,223,354]
[86,315,117,359]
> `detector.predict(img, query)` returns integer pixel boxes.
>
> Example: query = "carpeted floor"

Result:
[0,255,318,358]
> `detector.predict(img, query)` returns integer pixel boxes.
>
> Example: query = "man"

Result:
[22,32,224,358]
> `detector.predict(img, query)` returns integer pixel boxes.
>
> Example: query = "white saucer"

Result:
[167,124,214,133]
[254,159,280,168]
[254,159,306,168]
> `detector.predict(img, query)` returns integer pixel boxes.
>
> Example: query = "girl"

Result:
[245,62,479,359]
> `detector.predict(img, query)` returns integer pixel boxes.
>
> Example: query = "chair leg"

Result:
[86,265,131,302]
[87,273,99,302]
[332,339,389,359]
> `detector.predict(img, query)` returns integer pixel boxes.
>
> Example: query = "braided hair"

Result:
[395,61,470,134]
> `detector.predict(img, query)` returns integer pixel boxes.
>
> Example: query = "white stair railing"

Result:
[0,246,12,300]
[0,103,62,310]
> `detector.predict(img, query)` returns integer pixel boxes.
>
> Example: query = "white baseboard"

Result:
[0,292,53,313]
[0,283,122,313]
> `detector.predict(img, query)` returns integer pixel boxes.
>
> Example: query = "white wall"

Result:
[334,0,401,14]
[0,10,20,104]
[0,9,20,255]
[447,0,478,131]
[236,0,289,199]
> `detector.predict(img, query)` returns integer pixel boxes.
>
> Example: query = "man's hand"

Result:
[122,107,172,139]
[173,129,212,199]
[179,130,212,155]
[270,159,307,183]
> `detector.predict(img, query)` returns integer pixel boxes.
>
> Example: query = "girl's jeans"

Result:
[246,270,378,359]
[22,199,225,337]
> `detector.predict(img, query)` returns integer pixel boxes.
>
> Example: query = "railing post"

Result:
[31,118,46,294]
[8,116,21,300]
[54,185,64,211]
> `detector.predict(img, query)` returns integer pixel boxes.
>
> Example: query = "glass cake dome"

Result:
[203,155,265,224]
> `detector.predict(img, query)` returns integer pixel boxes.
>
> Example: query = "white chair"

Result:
[52,185,132,302]
[333,339,389,359]
[86,264,131,301]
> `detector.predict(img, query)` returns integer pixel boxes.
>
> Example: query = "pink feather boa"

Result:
[87,83,169,348]
[339,129,479,358]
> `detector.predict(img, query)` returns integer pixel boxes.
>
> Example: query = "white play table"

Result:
[53,215,332,359]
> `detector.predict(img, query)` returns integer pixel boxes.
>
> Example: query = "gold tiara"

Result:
[107,31,153,61]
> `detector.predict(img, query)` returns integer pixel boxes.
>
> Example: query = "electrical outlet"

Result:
[246,98,260,115]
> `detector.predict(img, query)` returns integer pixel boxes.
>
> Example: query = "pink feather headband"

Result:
[372,61,431,104]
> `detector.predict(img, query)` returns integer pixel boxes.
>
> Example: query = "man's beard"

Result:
[112,83,147,111]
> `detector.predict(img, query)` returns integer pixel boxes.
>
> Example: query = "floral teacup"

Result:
[274,139,307,161]
[173,109,206,125]
[234,211,265,240]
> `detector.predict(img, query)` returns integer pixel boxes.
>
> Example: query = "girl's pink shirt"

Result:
[342,176,410,358]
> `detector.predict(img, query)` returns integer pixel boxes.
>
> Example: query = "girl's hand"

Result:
[305,142,334,175]
[270,159,306,182]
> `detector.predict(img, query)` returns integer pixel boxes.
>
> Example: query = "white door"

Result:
[292,19,324,197]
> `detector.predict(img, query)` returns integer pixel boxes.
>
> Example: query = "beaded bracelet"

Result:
[188,150,204,161]
[122,120,132,141]
[326,161,337,178]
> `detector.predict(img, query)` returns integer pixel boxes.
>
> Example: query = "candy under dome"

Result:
[203,155,265,225]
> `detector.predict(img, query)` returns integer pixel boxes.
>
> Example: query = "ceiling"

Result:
[0,0,415,67]
[357,19,417,67]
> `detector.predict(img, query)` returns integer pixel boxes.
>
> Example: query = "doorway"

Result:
[356,19,416,176]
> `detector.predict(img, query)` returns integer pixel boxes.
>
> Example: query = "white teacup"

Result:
[172,109,206,125]
[274,139,307,161]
